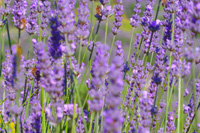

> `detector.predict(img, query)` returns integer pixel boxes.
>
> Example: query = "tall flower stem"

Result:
[89,112,95,133]
[90,0,94,40]
[104,18,109,44]
[95,112,99,132]
[81,20,96,63]
[74,76,88,132]
[6,19,12,55]
[192,59,198,132]
[108,35,116,63]
[178,76,183,133]
[72,92,77,133]
[18,29,21,44]
[78,39,83,65]
[89,20,101,61]
[41,88,46,133]
[38,12,42,41]
[24,81,34,122]
[127,28,134,62]
[0,26,4,79]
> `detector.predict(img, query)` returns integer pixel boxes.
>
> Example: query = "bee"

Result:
[32,67,37,78]
[19,18,26,30]
[32,66,41,80]
[162,0,167,7]
[96,5,102,17]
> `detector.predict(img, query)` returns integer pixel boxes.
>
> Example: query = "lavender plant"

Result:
[0,0,200,133]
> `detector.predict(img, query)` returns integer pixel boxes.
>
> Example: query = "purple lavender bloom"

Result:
[95,5,114,21]
[149,20,161,32]
[12,0,28,30]
[57,0,76,57]
[76,1,90,40]
[167,112,176,132]
[152,47,166,85]
[39,0,51,38]
[112,0,123,35]
[130,0,141,28]
[64,104,80,119]
[137,91,152,132]
[48,16,64,60]
[141,0,156,53]
[30,98,42,132]
[100,0,109,5]
[103,56,124,132]
[26,0,38,35]
[0,0,11,16]
[87,43,109,112]
[34,41,64,123]
[189,0,200,34]
[115,40,124,58]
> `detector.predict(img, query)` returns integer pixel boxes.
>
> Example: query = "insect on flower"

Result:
[95,5,103,21]
[32,66,40,80]
[19,18,26,30]
[96,5,102,16]
[162,0,167,7]
[32,67,37,78]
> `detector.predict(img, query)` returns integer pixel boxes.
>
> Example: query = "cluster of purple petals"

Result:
[26,0,38,35]
[115,40,124,58]
[112,0,123,35]
[138,91,152,132]
[189,0,200,34]
[12,0,27,30]
[95,4,114,21]
[39,0,51,38]
[0,0,11,16]
[103,56,124,133]
[76,0,90,40]
[141,0,156,53]
[87,43,109,112]
[167,112,176,132]
[57,0,76,57]
[48,16,64,60]
[130,0,141,28]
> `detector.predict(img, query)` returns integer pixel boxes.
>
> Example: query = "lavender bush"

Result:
[0,0,200,132]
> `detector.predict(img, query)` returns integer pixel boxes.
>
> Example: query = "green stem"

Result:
[74,76,88,132]
[24,81,34,122]
[6,19,12,55]
[89,112,95,133]
[108,35,116,63]
[0,26,5,78]
[15,115,20,133]
[81,20,96,63]
[127,28,134,62]
[104,18,109,44]
[90,1,94,40]
[78,39,83,65]
[41,88,46,133]
[72,92,77,133]
[95,113,99,133]
[177,76,182,133]
[65,117,69,133]
[89,20,101,61]
[192,60,198,132]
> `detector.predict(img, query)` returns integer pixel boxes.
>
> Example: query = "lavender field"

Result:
[0,0,200,132]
